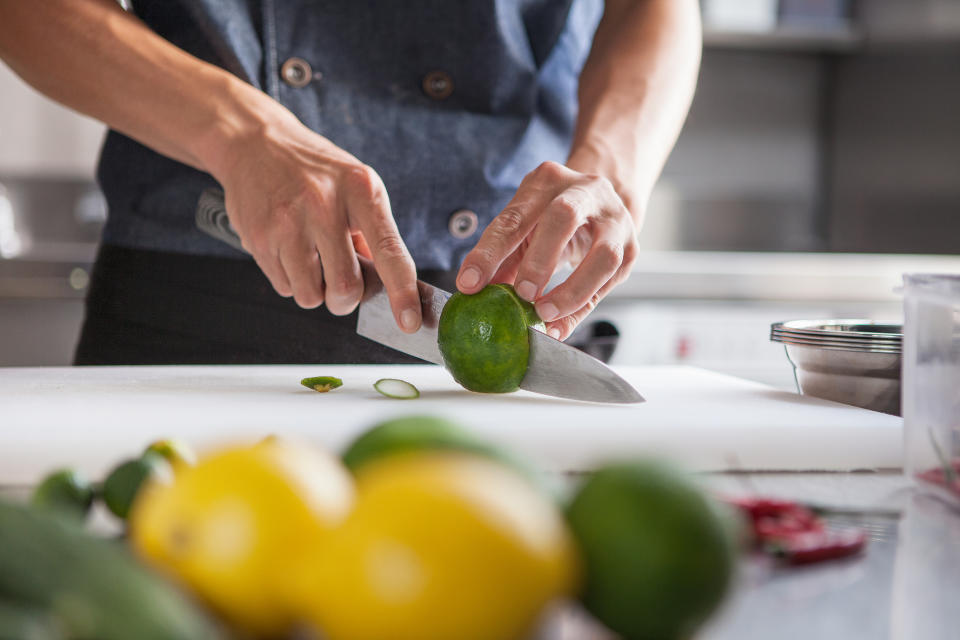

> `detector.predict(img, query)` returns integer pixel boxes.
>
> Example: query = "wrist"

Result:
[566,139,648,219]
[189,75,281,181]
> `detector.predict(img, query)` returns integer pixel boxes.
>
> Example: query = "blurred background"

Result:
[1,0,958,388]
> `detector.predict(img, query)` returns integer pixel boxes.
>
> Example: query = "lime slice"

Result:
[437,283,543,393]
[31,468,94,520]
[373,378,419,399]
[301,376,344,393]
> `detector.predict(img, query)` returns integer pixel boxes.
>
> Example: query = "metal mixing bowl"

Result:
[771,320,903,416]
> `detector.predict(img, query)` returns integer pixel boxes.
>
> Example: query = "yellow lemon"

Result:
[129,438,354,637]
[287,452,578,640]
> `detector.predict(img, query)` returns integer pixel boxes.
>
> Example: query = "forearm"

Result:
[0,0,273,176]
[567,0,701,222]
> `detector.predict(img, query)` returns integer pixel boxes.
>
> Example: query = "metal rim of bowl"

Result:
[770,332,902,349]
[773,319,903,339]
[770,329,903,344]
[773,336,902,354]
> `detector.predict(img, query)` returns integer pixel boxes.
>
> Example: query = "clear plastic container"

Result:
[902,274,960,508]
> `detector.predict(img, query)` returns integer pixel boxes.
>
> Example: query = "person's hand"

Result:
[206,106,421,333]
[456,161,638,341]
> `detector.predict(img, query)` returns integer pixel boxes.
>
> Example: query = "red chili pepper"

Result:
[916,459,960,497]
[724,496,868,566]
[769,529,868,566]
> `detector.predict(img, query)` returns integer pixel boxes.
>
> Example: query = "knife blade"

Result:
[196,187,644,404]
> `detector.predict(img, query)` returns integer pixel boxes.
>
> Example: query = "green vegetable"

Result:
[300,376,344,393]
[0,500,223,640]
[341,415,556,497]
[0,598,62,640]
[31,469,94,521]
[373,378,420,399]
[566,460,737,640]
[102,454,172,520]
[437,283,544,393]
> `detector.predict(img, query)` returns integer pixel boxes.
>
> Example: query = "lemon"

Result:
[128,438,354,637]
[438,283,544,393]
[566,460,737,640]
[287,452,577,640]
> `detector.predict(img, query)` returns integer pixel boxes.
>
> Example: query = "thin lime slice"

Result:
[373,378,420,399]
[301,376,344,393]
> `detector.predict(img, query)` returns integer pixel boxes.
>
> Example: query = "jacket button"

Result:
[422,70,454,100]
[448,209,478,239]
[281,57,314,88]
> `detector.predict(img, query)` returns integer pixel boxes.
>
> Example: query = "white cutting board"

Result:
[0,365,902,484]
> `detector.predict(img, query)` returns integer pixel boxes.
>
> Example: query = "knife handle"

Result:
[195,187,385,299]
[196,188,247,253]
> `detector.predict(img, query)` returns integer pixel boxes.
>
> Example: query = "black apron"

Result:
[74,245,456,365]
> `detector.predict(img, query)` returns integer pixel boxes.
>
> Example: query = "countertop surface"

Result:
[3,472,956,639]
[1,363,955,639]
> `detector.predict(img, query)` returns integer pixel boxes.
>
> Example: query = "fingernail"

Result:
[537,302,559,322]
[515,280,537,301]
[459,267,481,289]
[548,327,561,340]
[400,308,419,331]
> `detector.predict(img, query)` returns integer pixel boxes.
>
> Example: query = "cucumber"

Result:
[0,500,224,640]
[0,598,62,640]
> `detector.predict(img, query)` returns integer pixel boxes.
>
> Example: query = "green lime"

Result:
[31,468,94,520]
[343,415,488,471]
[143,439,196,468]
[102,453,173,520]
[566,460,737,640]
[438,283,544,393]
[341,415,551,493]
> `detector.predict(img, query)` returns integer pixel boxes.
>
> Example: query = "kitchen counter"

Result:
[545,473,960,640]
[3,472,955,638]
[608,251,960,302]
[0,363,954,638]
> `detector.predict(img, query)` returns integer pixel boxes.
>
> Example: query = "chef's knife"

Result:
[196,188,644,404]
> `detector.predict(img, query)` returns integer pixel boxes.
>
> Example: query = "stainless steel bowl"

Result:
[772,319,903,415]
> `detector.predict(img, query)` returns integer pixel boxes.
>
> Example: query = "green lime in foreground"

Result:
[566,460,737,640]
[102,453,173,520]
[31,468,95,520]
[438,283,545,393]
[341,415,553,496]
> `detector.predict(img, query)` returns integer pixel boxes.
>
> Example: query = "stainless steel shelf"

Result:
[703,25,863,53]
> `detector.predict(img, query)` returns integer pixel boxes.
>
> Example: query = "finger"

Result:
[351,232,373,260]
[345,165,421,333]
[279,242,325,309]
[490,244,525,286]
[542,238,637,341]
[534,225,625,323]
[512,187,593,302]
[457,161,570,294]
[542,268,620,341]
[316,224,363,316]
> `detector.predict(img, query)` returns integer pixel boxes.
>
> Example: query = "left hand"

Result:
[456,161,639,341]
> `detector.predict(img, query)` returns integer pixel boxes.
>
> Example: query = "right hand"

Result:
[205,105,421,333]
